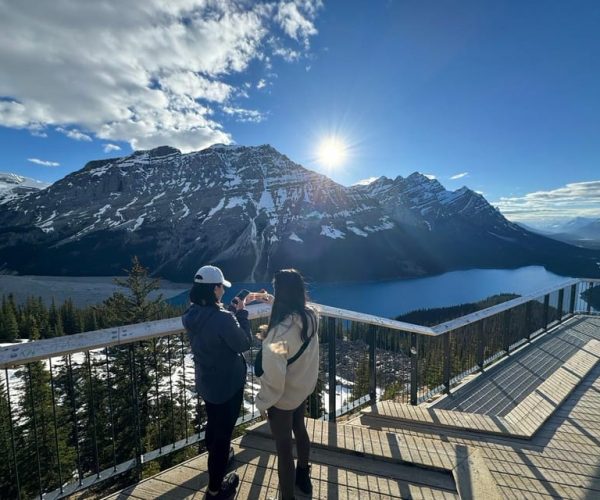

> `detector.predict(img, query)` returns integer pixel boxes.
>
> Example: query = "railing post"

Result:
[410,333,418,406]
[588,282,593,314]
[557,288,564,323]
[477,321,485,371]
[4,368,21,500]
[368,324,377,403]
[543,294,550,330]
[129,344,143,480]
[525,301,533,341]
[328,317,337,422]
[503,309,511,353]
[443,332,451,394]
[569,284,576,315]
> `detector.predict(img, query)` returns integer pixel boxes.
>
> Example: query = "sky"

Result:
[1,0,599,224]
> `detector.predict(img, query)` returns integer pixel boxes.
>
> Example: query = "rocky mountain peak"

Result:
[1,144,596,281]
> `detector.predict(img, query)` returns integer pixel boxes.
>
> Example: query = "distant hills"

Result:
[0,145,599,282]
[520,217,600,249]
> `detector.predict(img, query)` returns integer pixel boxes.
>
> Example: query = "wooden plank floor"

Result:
[360,361,600,499]
[104,435,459,499]
[433,316,600,415]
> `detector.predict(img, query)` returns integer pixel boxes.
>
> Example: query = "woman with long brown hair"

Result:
[256,269,319,500]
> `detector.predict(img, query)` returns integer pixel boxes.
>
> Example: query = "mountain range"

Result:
[0,144,598,282]
[520,217,600,250]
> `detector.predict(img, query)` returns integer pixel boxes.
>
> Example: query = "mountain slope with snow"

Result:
[0,172,50,204]
[0,146,598,281]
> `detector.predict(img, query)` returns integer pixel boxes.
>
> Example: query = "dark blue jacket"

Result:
[182,303,251,404]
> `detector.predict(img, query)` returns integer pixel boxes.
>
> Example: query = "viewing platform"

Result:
[105,316,600,499]
[1,279,599,499]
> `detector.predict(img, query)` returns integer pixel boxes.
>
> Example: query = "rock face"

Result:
[0,145,598,281]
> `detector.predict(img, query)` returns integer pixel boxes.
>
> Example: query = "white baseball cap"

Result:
[193,265,231,287]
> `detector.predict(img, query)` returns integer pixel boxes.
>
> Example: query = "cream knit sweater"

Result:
[255,310,320,411]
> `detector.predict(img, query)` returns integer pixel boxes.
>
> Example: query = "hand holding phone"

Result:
[231,289,250,309]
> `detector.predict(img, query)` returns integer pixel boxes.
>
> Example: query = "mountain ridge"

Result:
[0,145,598,282]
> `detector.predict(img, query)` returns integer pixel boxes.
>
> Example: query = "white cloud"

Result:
[257,79,267,89]
[495,180,600,221]
[273,46,301,61]
[424,174,436,180]
[0,1,321,152]
[276,2,319,47]
[450,172,468,180]
[28,158,60,167]
[353,177,379,186]
[222,106,266,123]
[103,143,121,153]
[56,127,92,141]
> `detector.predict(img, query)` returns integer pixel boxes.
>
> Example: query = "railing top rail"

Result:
[0,303,273,369]
[312,303,435,335]
[0,276,594,368]
[432,277,580,333]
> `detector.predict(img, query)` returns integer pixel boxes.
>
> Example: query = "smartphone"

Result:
[232,289,250,304]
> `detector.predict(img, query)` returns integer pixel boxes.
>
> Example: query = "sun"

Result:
[317,136,347,167]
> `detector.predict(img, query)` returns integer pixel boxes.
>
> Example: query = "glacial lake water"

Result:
[174,266,572,319]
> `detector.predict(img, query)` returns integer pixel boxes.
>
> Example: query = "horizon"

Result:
[1,1,599,223]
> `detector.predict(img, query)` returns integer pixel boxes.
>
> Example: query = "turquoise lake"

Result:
[173,266,572,319]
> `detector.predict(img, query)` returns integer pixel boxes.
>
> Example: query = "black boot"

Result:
[295,465,312,494]
[205,472,239,499]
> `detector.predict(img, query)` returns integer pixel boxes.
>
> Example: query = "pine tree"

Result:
[98,257,174,482]
[61,299,79,335]
[102,256,163,326]
[0,376,17,498]
[353,356,370,400]
[0,306,18,342]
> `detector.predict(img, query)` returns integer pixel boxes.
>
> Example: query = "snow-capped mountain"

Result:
[0,172,50,204]
[0,145,598,281]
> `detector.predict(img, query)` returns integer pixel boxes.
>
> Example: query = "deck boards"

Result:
[434,316,600,415]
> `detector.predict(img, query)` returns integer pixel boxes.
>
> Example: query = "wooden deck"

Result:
[104,316,600,499]
[433,315,600,415]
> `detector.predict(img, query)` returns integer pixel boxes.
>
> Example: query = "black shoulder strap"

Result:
[287,310,316,366]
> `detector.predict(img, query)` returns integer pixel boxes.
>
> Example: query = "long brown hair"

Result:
[267,269,316,341]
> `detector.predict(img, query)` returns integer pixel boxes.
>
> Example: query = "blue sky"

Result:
[1,0,599,223]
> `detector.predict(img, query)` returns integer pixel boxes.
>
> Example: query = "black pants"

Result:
[268,401,310,500]
[204,387,244,492]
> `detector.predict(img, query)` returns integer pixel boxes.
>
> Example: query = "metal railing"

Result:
[0,278,598,499]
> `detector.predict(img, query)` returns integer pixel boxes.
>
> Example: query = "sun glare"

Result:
[317,137,347,167]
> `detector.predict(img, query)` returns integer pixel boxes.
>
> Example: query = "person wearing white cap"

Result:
[182,265,249,499]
